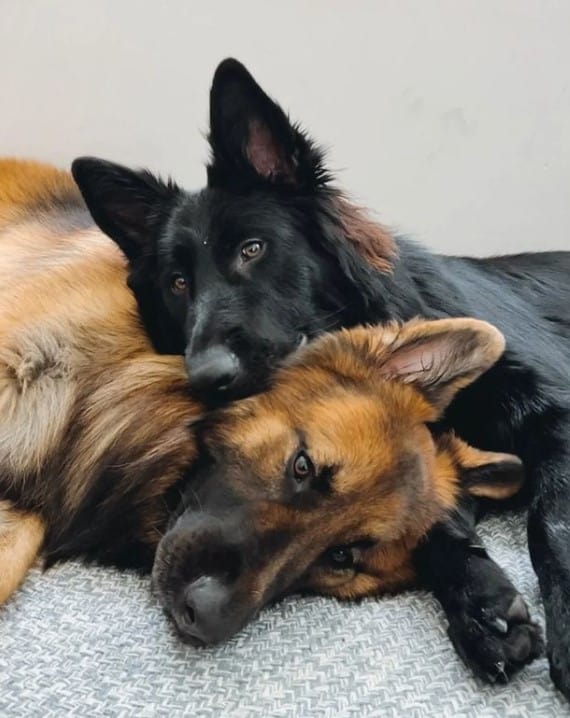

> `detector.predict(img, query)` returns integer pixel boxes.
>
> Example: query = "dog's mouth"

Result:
[214,375,239,393]
[216,336,309,401]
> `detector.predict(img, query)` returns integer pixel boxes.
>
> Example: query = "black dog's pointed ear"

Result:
[208,58,326,190]
[71,157,180,262]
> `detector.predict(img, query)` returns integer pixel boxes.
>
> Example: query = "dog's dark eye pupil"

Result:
[171,273,187,295]
[328,547,353,568]
[240,240,263,261]
[293,451,312,481]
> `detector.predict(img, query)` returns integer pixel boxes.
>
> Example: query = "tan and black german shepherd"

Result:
[0,159,540,679]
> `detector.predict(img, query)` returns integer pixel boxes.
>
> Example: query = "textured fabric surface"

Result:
[0,513,568,717]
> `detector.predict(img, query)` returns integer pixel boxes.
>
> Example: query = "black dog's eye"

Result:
[292,450,314,483]
[170,272,188,295]
[325,546,355,570]
[239,239,265,263]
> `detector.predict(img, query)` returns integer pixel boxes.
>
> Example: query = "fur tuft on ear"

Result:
[331,195,396,274]
[207,58,328,191]
[441,434,525,501]
[71,157,179,262]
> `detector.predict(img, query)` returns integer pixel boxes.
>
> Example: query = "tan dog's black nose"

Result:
[153,509,256,645]
[173,575,232,646]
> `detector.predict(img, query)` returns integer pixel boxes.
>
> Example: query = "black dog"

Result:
[72,59,570,695]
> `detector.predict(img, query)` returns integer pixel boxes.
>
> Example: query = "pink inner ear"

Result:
[246,120,294,181]
[380,339,450,382]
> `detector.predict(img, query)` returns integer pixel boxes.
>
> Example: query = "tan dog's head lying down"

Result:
[152,318,523,645]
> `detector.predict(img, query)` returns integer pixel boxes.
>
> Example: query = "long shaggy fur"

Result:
[0,159,201,582]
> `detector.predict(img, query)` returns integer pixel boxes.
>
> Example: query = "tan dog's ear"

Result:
[291,317,504,415]
[443,435,525,500]
[375,318,505,413]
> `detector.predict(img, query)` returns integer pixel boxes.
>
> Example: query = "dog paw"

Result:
[444,554,544,684]
[449,599,543,683]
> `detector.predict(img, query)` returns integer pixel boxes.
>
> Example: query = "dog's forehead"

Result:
[218,377,418,485]
[169,188,300,244]
[165,191,210,243]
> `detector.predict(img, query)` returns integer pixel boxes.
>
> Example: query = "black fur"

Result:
[72,59,570,696]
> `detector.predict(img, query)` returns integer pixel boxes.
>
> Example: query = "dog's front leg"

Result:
[527,436,570,700]
[0,501,45,604]
[414,499,543,684]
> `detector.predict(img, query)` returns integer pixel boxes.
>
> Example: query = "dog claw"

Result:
[491,661,508,684]
[492,618,509,635]
[481,609,509,635]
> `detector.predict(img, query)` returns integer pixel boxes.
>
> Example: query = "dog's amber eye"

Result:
[170,273,188,295]
[325,546,354,570]
[292,451,314,482]
[240,239,265,263]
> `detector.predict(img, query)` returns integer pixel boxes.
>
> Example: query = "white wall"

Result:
[2,0,569,255]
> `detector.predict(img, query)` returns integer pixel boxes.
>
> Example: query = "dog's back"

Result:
[0,158,85,228]
[0,160,200,600]
[0,159,144,476]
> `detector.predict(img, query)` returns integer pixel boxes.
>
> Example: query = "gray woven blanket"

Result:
[1,513,568,717]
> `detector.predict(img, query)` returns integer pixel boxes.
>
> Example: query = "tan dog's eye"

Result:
[292,451,314,482]
[324,545,355,570]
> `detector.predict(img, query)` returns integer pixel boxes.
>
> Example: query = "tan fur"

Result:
[0,219,146,476]
[443,434,523,500]
[0,159,202,604]
[0,158,80,228]
[205,316,519,602]
[0,502,45,604]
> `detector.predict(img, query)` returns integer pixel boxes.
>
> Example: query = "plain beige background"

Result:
[2,1,569,255]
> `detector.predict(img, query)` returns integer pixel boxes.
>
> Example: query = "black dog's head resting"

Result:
[71,58,398,404]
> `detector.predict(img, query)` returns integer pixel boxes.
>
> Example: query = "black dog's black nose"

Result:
[187,346,240,395]
[177,575,231,645]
